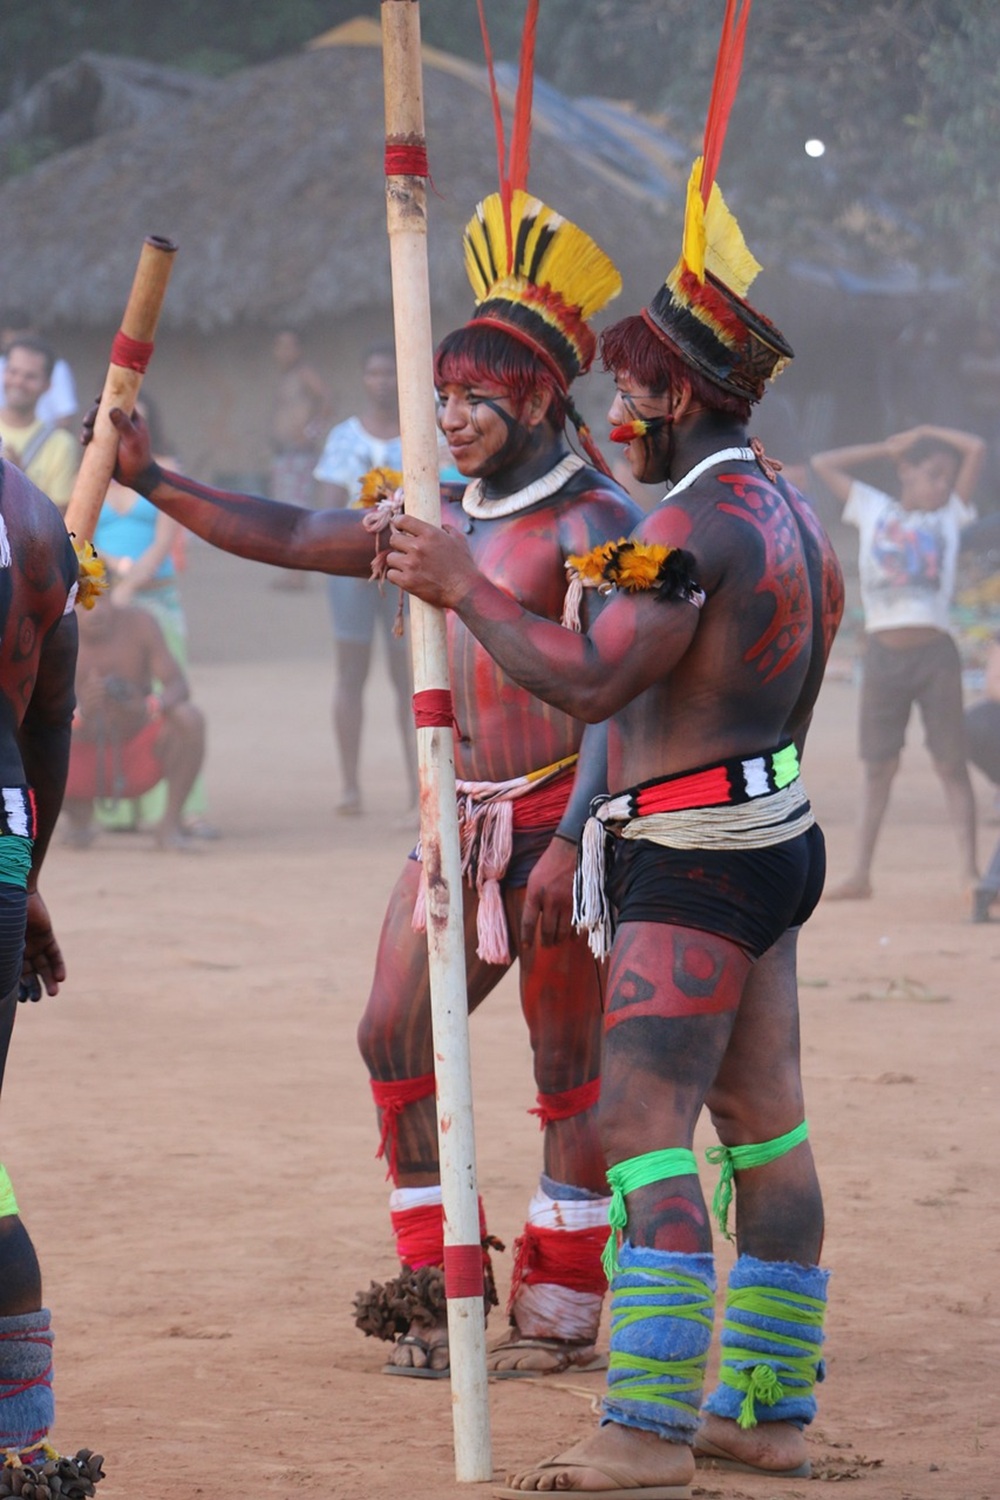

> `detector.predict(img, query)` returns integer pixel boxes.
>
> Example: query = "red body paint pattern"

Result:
[0,463,77,728]
[784,484,846,659]
[717,473,812,684]
[604,933,743,1029]
[444,489,623,783]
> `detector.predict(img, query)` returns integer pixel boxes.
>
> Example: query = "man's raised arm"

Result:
[102,407,376,578]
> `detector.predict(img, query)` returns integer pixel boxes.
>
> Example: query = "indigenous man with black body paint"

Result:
[386,6,845,1491]
[96,192,640,1380]
[0,454,106,1491]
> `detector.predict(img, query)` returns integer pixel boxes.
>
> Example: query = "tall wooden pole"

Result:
[381,1,492,1483]
[63,235,177,541]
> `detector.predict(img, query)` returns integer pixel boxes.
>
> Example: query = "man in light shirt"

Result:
[812,422,985,900]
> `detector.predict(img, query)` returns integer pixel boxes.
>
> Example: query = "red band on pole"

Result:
[110,330,155,373]
[413,688,457,729]
[443,1244,485,1300]
[385,142,430,177]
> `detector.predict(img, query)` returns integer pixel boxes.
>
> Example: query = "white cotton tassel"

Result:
[0,515,11,568]
[573,813,613,960]
[475,800,514,965]
[560,574,583,631]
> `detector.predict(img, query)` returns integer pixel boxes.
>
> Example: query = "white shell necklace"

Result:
[462,453,587,520]
[661,446,756,501]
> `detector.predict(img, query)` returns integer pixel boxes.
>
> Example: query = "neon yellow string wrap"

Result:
[0,1162,19,1218]
[717,1283,826,1428]
[771,743,800,788]
[608,1266,714,1418]
[705,1120,809,1241]
[603,1149,699,1281]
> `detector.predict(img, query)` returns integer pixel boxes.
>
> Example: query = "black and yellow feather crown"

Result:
[463,189,622,390]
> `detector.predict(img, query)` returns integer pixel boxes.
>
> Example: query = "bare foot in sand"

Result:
[486,1334,606,1378]
[694,1412,810,1476]
[384,1317,449,1378]
[500,1422,694,1495]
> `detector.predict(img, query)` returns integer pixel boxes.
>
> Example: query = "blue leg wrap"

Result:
[600,1244,715,1445]
[0,1310,54,1454]
[703,1254,829,1430]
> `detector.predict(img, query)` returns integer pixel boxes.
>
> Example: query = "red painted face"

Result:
[607,373,671,485]
[435,380,523,478]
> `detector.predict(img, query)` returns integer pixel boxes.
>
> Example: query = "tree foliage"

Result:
[4,0,998,290]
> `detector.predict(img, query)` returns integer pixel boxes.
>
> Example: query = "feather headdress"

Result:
[642,0,792,402]
[465,1,622,392]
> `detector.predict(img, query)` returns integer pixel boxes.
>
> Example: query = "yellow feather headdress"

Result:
[464,188,622,388]
[642,0,792,402]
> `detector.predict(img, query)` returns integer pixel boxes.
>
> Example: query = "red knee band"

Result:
[508,1223,609,1309]
[529,1076,601,1128]
[371,1073,436,1181]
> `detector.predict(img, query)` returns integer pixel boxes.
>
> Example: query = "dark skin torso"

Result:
[442,471,638,781]
[387,449,845,791]
[0,463,78,784]
[608,461,845,788]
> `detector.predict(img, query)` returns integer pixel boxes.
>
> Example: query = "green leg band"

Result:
[0,1163,19,1219]
[705,1120,809,1240]
[604,1148,699,1280]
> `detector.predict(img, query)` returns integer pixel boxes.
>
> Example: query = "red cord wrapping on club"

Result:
[110,331,154,372]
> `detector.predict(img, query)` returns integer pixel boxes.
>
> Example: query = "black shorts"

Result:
[859,632,966,766]
[607,822,826,960]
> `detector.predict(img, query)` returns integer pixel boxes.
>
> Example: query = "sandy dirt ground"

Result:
[4,541,998,1500]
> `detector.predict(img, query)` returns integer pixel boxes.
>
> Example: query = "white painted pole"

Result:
[380,2,492,1483]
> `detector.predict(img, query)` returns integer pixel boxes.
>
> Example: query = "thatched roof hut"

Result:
[0,51,220,164]
[0,23,681,334]
[0,20,965,479]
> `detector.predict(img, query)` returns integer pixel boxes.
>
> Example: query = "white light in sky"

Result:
[804,138,826,158]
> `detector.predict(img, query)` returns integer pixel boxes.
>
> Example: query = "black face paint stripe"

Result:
[471,397,523,469]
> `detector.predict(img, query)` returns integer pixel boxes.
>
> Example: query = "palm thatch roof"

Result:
[0,51,219,160]
[0,22,683,335]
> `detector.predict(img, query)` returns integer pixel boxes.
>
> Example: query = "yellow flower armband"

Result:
[565,538,705,606]
[351,467,404,509]
[72,538,109,610]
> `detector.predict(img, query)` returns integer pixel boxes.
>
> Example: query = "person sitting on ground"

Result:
[812,423,984,901]
[63,591,206,852]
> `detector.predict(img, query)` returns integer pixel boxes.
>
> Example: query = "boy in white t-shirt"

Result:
[812,423,985,902]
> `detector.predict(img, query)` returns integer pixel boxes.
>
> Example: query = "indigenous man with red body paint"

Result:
[97,191,640,1380]
[386,9,845,1490]
[0,455,106,1490]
